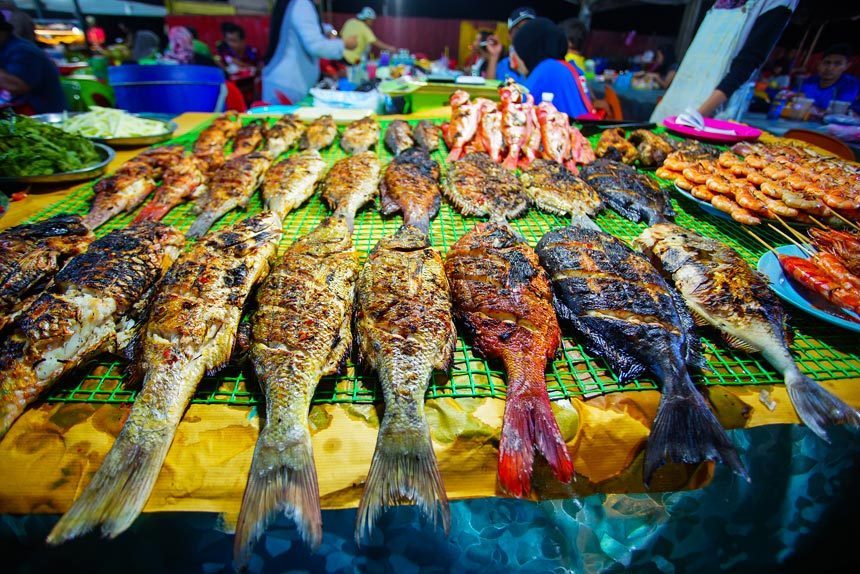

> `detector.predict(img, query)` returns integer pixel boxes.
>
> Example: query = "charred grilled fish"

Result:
[355,224,455,541]
[0,222,184,438]
[48,213,281,544]
[0,215,94,331]
[446,222,573,496]
[637,223,860,439]
[186,151,273,238]
[384,120,414,156]
[133,154,210,223]
[380,148,440,233]
[595,128,637,164]
[444,152,528,220]
[262,150,328,221]
[340,117,380,154]
[266,114,306,157]
[414,120,440,152]
[628,130,675,168]
[193,112,242,169]
[229,119,267,159]
[300,115,337,151]
[235,216,358,563]
[319,151,381,229]
[520,159,602,220]
[84,146,185,229]
[535,226,745,483]
[580,159,675,225]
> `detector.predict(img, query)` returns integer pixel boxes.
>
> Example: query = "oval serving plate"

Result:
[32,112,178,146]
[672,184,813,228]
[0,142,115,185]
[758,245,860,333]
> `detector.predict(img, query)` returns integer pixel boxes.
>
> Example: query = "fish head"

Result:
[449,90,471,108]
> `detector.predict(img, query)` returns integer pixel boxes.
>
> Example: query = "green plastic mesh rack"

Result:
[26,117,859,407]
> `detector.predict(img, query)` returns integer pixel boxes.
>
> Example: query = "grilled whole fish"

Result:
[636,223,860,439]
[192,112,242,169]
[580,159,675,225]
[444,152,528,220]
[229,119,267,159]
[83,145,185,229]
[520,159,602,220]
[186,151,273,238]
[300,115,338,151]
[319,151,381,229]
[414,120,440,152]
[262,150,328,220]
[234,216,358,562]
[0,215,94,331]
[355,224,455,541]
[48,213,282,544]
[445,222,573,496]
[133,154,210,223]
[384,119,414,156]
[266,114,306,157]
[341,117,380,154]
[535,226,745,483]
[0,222,184,438]
[595,128,637,164]
[380,148,440,233]
[628,130,674,168]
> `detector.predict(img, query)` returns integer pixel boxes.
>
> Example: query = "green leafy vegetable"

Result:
[0,111,102,176]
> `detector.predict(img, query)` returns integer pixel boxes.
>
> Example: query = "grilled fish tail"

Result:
[498,356,573,497]
[234,424,321,566]
[186,211,220,239]
[785,369,860,440]
[644,372,748,485]
[82,207,119,230]
[570,213,601,231]
[47,420,174,543]
[355,409,449,544]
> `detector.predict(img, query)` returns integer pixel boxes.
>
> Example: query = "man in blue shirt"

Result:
[511,17,592,118]
[486,7,535,84]
[0,13,65,113]
[800,44,859,115]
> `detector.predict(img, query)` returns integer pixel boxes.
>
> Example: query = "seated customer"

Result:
[0,12,65,113]
[217,22,260,70]
[800,44,859,115]
[511,17,594,118]
[487,6,535,83]
[162,26,219,68]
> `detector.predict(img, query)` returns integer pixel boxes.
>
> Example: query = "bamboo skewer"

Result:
[824,210,860,233]
[744,227,780,256]
[767,223,815,257]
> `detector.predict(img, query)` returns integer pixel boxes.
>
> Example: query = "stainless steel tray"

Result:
[0,142,115,184]
[31,112,178,146]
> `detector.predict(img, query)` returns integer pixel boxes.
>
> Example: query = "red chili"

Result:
[10,192,27,201]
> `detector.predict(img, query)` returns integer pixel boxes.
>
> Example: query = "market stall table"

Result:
[741,111,860,160]
[588,80,666,122]
[1,113,859,547]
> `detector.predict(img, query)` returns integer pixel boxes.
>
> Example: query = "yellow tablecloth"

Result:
[1,112,858,519]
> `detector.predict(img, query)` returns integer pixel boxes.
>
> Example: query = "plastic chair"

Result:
[783,129,855,161]
[108,65,226,114]
[61,78,116,111]
[604,85,624,121]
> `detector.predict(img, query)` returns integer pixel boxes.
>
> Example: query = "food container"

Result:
[785,97,814,120]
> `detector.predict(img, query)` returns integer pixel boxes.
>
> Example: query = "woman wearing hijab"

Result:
[262,0,357,104]
[162,26,218,67]
[511,17,594,118]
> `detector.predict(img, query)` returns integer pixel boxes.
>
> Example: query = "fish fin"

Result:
[501,153,519,171]
[233,425,321,567]
[691,309,710,327]
[570,214,601,231]
[721,333,759,353]
[47,425,174,544]
[643,379,748,486]
[498,392,573,498]
[355,414,449,544]
[785,370,860,441]
[132,202,172,224]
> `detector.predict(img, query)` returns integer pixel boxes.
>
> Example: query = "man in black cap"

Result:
[512,17,593,117]
[0,11,65,113]
[486,6,535,83]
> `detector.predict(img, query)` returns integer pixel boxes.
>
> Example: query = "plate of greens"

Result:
[0,111,115,184]
[32,107,177,146]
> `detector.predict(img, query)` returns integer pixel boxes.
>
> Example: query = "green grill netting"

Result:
[27,118,859,406]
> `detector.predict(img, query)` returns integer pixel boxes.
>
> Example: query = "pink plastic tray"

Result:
[663,116,762,143]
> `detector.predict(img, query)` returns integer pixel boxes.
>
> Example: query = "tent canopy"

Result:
[15,0,167,17]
